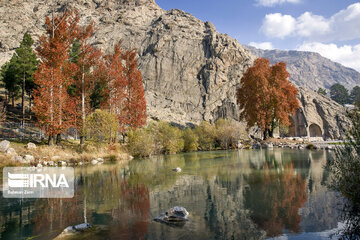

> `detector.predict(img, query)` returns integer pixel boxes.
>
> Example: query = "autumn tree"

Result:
[237,58,299,140]
[84,109,119,144]
[33,10,79,145]
[70,22,102,145]
[105,43,146,133]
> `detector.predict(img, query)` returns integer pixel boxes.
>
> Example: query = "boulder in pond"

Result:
[154,206,189,225]
[0,140,10,152]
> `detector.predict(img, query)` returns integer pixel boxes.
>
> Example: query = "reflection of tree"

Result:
[108,181,150,240]
[244,164,307,237]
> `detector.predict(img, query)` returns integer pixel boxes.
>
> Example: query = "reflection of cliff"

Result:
[299,150,343,232]
[0,150,345,239]
[148,174,265,240]
[244,164,307,237]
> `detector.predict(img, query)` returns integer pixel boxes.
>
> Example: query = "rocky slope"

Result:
[0,0,351,138]
[246,46,360,91]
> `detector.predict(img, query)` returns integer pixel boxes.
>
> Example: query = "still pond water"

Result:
[0,149,344,240]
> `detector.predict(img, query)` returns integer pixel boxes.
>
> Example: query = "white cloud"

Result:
[261,13,296,38]
[249,41,274,50]
[256,0,301,7]
[297,42,360,71]
[296,12,330,37]
[260,3,360,41]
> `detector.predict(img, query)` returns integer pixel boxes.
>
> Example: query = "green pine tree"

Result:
[12,32,38,126]
[1,61,21,106]
[349,86,360,106]
[330,83,349,105]
[317,87,327,96]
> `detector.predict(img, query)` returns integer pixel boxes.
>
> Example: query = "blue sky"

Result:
[156,0,360,71]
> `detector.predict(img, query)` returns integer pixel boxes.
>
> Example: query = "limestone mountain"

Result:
[0,0,255,126]
[0,0,351,138]
[246,46,360,91]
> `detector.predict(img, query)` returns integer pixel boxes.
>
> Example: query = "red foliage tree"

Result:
[71,21,102,144]
[33,10,79,145]
[237,58,299,140]
[121,50,147,130]
[105,43,146,134]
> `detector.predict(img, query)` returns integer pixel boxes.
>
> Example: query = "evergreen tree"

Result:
[349,86,360,106]
[330,83,349,105]
[12,32,38,126]
[1,61,21,106]
[317,87,327,96]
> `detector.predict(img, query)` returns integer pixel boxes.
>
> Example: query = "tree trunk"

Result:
[268,128,274,138]
[263,129,268,140]
[48,135,54,145]
[22,71,25,127]
[28,92,32,120]
[80,65,85,145]
[56,133,62,145]
[12,95,14,107]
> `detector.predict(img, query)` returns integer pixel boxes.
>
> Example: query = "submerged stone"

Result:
[154,206,189,226]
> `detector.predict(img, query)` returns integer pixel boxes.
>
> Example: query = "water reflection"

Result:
[0,149,344,240]
[244,163,307,237]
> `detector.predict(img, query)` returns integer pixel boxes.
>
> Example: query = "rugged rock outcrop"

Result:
[0,0,351,138]
[246,46,360,91]
[289,88,351,140]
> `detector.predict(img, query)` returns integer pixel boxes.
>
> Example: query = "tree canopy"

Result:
[1,32,37,112]
[237,58,299,140]
[330,83,349,105]
[349,86,360,106]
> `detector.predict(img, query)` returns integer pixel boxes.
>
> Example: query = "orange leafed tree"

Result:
[237,58,299,140]
[121,50,147,130]
[105,43,146,134]
[33,10,79,145]
[71,21,102,144]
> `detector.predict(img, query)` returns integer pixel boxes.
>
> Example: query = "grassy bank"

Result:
[0,140,132,168]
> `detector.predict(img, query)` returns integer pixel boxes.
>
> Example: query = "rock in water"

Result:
[73,223,92,231]
[154,206,189,225]
[0,140,10,152]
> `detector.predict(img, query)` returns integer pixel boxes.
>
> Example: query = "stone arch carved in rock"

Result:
[309,123,322,137]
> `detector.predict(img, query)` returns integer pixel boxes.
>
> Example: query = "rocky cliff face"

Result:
[0,0,351,138]
[0,0,254,125]
[246,46,360,91]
